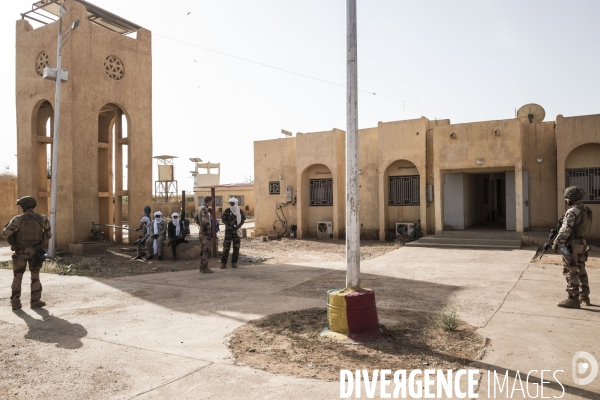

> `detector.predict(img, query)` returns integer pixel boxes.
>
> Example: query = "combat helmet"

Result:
[16,196,37,210]
[564,186,585,202]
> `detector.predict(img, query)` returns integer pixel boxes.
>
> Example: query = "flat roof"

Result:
[23,0,142,35]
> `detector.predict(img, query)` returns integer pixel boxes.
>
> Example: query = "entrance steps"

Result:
[406,230,522,249]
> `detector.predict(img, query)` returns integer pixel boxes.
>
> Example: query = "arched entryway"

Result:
[298,164,335,238]
[98,103,129,242]
[32,100,54,216]
[380,159,422,240]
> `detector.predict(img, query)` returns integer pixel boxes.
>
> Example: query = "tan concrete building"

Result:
[194,184,255,217]
[254,113,600,242]
[16,0,152,248]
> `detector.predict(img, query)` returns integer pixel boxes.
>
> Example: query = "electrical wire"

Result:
[151,32,492,118]
[273,203,288,239]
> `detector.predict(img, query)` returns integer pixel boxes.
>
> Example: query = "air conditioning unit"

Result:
[396,222,415,237]
[317,221,333,238]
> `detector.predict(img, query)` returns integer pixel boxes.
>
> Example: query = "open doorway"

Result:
[444,172,511,230]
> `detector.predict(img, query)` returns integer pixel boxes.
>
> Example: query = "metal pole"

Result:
[346,0,360,289]
[47,12,64,258]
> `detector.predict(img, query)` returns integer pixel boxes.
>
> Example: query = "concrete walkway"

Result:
[0,246,598,399]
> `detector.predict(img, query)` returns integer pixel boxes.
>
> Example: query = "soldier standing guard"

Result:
[220,197,245,269]
[2,196,52,310]
[552,186,593,309]
[197,196,214,273]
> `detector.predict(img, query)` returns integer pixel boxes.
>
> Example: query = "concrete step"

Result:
[405,242,522,249]
[406,236,522,249]
[435,231,522,240]
[418,237,522,246]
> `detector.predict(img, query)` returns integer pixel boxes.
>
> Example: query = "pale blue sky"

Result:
[1,1,599,190]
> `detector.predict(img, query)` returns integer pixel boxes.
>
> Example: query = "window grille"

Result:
[389,175,420,206]
[197,196,204,206]
[215,196,223,207]
[269,181,280,194]
[228,195,245,206]
[566,168,600,203]
[310,179,333,206]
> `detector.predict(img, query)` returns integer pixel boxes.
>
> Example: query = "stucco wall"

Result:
[522,122,557,229]
[254,138,297,237]
[16,0,152,248]
[556,114,600,241]
[0,175,20,239]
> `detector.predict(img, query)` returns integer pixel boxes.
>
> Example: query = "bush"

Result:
[431,309,460,332]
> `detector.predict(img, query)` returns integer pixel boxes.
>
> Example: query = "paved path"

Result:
[0,245,598,399]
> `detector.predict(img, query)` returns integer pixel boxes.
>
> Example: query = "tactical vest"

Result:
[15,213,45,246]
[573,204,593,238]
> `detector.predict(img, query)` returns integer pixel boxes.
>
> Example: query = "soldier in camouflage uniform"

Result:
[197,196,214,273]
[2,196,52,310]
[220,198,245,269]
[552,186,593,309]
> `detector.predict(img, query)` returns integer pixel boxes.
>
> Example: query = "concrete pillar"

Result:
[434,169,444,233]
[378,170,386,241]
[515,164,524,232]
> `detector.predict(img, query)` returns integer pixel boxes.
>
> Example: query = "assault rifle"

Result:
[539,217,564,259]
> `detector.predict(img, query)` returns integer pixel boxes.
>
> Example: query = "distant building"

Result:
[194,184,255,217]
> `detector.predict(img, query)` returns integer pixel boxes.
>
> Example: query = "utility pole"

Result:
[45,5,79,258]
[346,0,360,289]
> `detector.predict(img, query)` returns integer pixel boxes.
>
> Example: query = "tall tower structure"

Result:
[16,0,152,246]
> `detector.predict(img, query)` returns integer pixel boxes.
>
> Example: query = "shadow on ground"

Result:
[13,308,87,349]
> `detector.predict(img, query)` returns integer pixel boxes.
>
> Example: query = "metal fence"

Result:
[389,175,420,206]
[310,179,333,206]
[566,168,600,203]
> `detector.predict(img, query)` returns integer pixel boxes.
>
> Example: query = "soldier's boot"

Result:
[11,301,22,311]
[30,300,46,308]
[200,268,213,274]
[557,297,581,309]
[132,255,143,260]
[231,263,237,268]
[220,263,226,269]
[579,296,591,306]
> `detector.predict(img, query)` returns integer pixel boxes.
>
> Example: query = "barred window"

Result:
[566,168,600,203]
[389,175,420,206]
[269,181,280,194]
[215,196,223,207]
[229,195,245,206]
[197,196,204,206]
[310,179,333,206]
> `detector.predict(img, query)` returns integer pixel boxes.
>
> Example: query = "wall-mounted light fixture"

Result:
[358,170,363,175]
[536,157,543,163]
[494,129,500,136]
[476,158,484,166]
[450,132,457,138]
[278,174,283,180]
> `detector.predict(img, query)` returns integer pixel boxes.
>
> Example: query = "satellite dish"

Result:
[517,103,545,124]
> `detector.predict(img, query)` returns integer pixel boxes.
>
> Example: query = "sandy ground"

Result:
[0,241,599,399]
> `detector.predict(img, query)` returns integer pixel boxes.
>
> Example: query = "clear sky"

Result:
[1,0,599,190]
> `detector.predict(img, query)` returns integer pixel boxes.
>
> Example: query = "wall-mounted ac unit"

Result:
[396,222,415,237]
[317,221,333,238]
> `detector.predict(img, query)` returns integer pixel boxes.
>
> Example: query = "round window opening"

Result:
[35,52,50,76]
[104,55,125,80]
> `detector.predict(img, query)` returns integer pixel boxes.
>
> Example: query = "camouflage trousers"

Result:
[200,233,212,269]
[11,247,43,305]
[221,229,241,264]
[562,239,590,298]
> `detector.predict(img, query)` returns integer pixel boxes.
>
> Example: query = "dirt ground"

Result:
[0,236,399,279]
[229,308,485,382]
